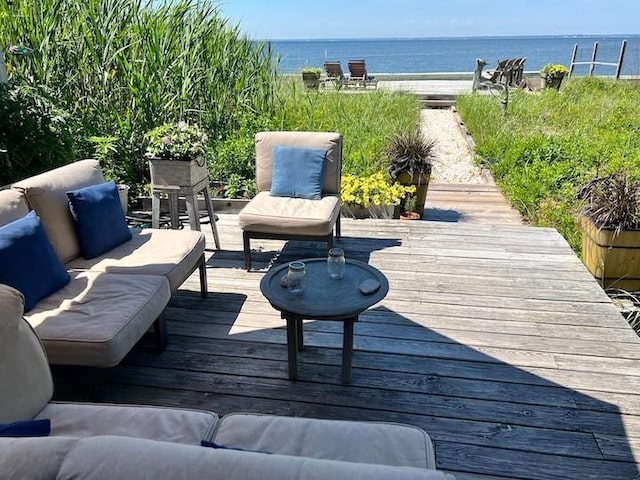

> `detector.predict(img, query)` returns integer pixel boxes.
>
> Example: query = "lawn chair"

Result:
[472,58,508,91]
[347,59,377,89]
[324,61,348,87]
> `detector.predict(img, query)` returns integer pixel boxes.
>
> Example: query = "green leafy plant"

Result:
[540,64,569,78]
[386,129,436,181]
[341,172,415,207]
[578,171,640,233]
[144,122,208,161]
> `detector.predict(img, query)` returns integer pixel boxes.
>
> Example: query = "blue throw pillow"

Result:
[270,146,327,200]
[0,211,71,312]
[200,440,271,454]
[0,419,50,437]
[67,181,132,259]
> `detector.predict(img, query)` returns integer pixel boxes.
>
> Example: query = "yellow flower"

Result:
[340,172,415,207]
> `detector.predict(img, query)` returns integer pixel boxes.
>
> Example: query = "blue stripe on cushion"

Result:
[0,419,51,437]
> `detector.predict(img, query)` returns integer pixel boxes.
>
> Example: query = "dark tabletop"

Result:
[260,258,389,319]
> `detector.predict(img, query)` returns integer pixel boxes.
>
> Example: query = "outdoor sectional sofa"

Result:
[0,159,207,367]
[0,282,454,479]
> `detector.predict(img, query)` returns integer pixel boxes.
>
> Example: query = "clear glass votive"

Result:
[287,261,306,295]
[327,248,345,279]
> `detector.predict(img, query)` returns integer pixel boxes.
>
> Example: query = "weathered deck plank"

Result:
[53,210,640,479]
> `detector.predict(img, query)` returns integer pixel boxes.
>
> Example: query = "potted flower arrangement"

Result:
[144,121,209,188]
[540,63,569,90]
[301,67,323,90]
[578,171,640,289]
[341,172,415,219]
[386,129,436,219]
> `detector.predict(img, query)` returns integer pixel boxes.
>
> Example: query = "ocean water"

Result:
[266,35,640,75]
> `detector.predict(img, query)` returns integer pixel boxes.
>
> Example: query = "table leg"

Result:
[296,318,304,351]
[342,317,357,384]
[286,317,298,381]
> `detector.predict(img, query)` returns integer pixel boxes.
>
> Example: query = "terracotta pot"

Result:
[400,211,421,221]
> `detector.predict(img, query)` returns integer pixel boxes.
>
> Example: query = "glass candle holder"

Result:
[327,248,345,279]
[287,261,306,295]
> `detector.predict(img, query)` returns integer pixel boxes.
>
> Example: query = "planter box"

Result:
[396,172,431,218]
[341,203,398,219]
[580,215,640,290]
[148,157,207,188]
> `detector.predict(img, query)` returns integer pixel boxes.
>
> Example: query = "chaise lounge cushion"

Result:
[0,436,79,480]
[12,159,105,264]
[67,181,132,259]
[239,191,340,236]
[213,413,436,468]
[25,270,171,367]
[0,285,54,423]
[67,228,205,292]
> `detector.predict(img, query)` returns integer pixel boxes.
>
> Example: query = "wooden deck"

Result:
[53,185,640,479]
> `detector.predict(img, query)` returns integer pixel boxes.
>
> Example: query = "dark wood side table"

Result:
[260,258,389,383]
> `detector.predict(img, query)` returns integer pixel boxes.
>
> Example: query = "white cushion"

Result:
[0,436,78,480]
[37,402,218,445]
[213,413,436,468]
[0,284,53,422]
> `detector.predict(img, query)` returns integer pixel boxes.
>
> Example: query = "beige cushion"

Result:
[0,436,79,480]
[239,191,340,236]
[12,159,105,263]
[57,436,453,480]
[0,284,53,422]
[67,229,205,292]
[25,270,171,367]
[0,188,29,227]
[255,131,342,194]
[36,402,218,445]
[214,413,437,469]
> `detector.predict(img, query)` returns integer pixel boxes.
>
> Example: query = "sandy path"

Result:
[420,109,494,184]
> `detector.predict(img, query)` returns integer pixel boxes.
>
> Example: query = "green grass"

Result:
[457,77,640,253]
[273,79,421,176]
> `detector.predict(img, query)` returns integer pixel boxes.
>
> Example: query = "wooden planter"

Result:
[541,73,565,90]
[580,215,640,289]
[302,72,321,90]
[341,203,397,219]
[148,156,208,188]
[396,172,431,219]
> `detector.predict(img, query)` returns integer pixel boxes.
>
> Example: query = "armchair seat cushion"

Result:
[239,192,340,236]
[25,270,171,367]
[66,228,205,292]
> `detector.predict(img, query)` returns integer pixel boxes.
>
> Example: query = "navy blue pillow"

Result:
[67,181,132,259]
[0,212,70,312]
[270,146,327,200]
[200,440,271,454]
[0,419,50,437]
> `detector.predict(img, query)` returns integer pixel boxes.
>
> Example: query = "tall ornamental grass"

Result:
[457,78,640,253]
[0,0,276,192]
[274,79,421,176]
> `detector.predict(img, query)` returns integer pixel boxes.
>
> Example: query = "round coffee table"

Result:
[260,258,389,383]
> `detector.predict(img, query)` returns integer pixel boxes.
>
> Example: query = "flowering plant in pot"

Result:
[340,172,415,219]
[577,171,640,289]
[386,129,436,218]
[540,64,569,90]
[301,67,323,89]
[144,121,209,188]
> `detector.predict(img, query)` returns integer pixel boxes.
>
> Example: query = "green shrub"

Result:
[0,83,74,185]
[458,77,640,254]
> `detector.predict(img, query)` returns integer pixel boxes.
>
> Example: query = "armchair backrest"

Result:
[255,131,342,195]
[0,284,53,422]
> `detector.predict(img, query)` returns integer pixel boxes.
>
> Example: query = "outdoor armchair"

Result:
[238,131,342,271]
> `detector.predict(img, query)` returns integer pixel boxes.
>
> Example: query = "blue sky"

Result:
[220,0,639,40]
